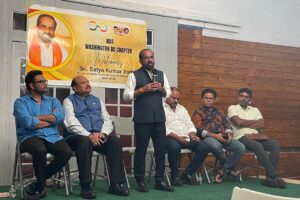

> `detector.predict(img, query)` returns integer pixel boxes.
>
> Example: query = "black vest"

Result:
[133,67,165,123]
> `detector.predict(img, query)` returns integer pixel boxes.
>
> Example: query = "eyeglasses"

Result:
[33,80,48,84]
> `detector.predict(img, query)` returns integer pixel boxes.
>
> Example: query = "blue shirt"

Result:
[13,94,64,144]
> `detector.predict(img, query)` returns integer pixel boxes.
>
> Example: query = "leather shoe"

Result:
[108,184,129,196]
[80,184,96,199]
[136,181,148,192]
[262,176,286,189]
[24,182,37,195]
[154,181,174,192]
[171,177,183,187]
[180,172,200,185]
[274,176,287,188]
[23,189,46,200]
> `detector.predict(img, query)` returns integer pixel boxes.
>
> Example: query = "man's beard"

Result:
[144,62,154,70]
[239,100,248,108]
[170,103,177,109]
[36,88,48,95]
[37,31,54,43]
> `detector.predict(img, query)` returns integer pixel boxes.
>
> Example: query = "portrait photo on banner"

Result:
[27,10,74,70]
[26,5,146,87]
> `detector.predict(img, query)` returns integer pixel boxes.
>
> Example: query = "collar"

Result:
[237,104,251,110]
[163,102,178,112]
[27,93,46,102]
[74,93,90,100]
[39,40,54,49]
[200,105,216,112]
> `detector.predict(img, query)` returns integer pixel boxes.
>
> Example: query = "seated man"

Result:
[227,87,286,188]
[13,70,72,200]
[63,75,129,199]
[164,87,210,186]
[192,88,245,183]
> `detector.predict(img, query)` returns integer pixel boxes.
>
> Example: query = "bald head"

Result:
[71,75,91,96]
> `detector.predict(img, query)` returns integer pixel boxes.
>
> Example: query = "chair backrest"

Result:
[111,116,134,136]
[111,116,156,148]
[231,187,299,200]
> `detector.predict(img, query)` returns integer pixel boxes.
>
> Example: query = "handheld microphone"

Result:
[152,69,158,82]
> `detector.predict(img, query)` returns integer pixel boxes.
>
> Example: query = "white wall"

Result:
[0,0,177,186]
[75,0,300,47]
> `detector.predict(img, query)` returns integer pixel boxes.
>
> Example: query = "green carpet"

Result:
[1,177,299,200]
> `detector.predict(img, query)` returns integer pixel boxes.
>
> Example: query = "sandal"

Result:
[214,168,223,183]
[229,170,240,177]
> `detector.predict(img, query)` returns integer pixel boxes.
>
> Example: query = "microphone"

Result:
[152,68,158,82]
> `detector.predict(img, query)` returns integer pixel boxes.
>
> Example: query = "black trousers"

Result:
[134,122,166,182]
[239,136,280,178]
[20,137,72,192]
[65,134,126,186]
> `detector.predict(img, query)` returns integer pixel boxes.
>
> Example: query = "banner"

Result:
[26,5,146,87]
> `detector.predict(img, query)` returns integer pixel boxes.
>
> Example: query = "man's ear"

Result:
[29,82,35,90]
[72,86,77,93]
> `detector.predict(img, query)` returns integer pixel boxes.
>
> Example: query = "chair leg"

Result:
[187,153,200,182]
[11,151,18,186]
[164,169,171,186]
[93,155,100,186]
[62,166,70,196]
[236,162,243,182]
[148,154,155,183]
[202,164,211,184]
[17,147,24,199]
[256,161,260,178]
[123,160,130,189]
[65,163,73,194]
[102,156,110,186]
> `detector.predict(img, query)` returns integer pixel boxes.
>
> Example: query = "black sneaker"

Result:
[171,177,183,187]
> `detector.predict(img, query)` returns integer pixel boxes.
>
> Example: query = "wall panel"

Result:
[178,26,300,178]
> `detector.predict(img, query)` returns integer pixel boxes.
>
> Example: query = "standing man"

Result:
[28,14,69,67]
[227,87,286,188]
[164,87,210,186]
[123,49,173,192]
[192,88,245,183]
[14,70,72,199]
[63,75,129,199]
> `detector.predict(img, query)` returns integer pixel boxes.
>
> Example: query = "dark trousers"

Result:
[20,137,72,192]
[66,134,126,186]
[239,136,280,178]
[134,122,166,182]
[165,137,210,178]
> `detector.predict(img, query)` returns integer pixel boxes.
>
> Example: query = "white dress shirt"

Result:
[63,97,113,136]
[164,102,197,137]
[40,42,68,67]
[123,69,171,101]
